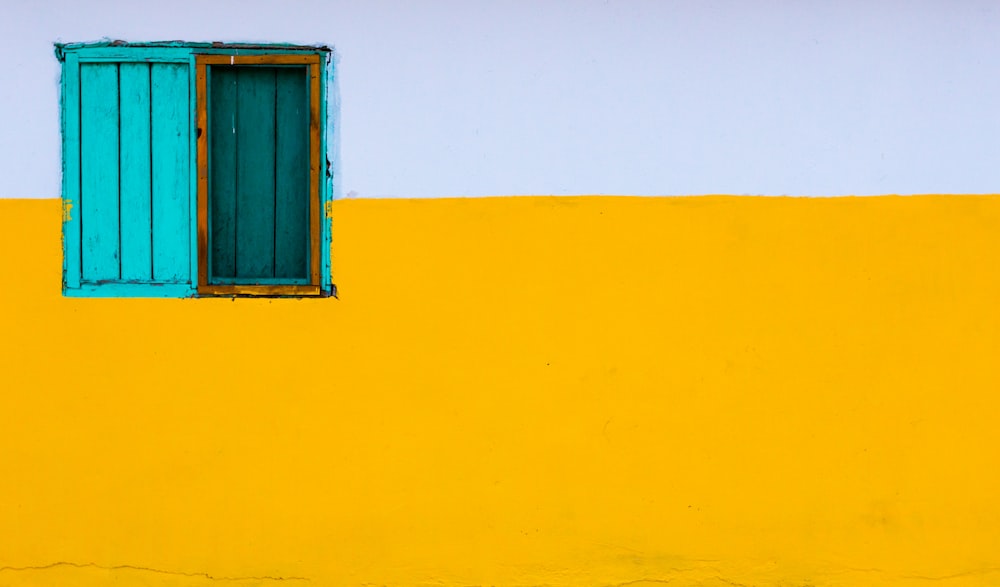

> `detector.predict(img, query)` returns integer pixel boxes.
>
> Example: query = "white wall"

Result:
[2,0,999,198]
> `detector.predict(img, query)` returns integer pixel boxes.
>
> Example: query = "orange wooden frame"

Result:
[195,54,322,296]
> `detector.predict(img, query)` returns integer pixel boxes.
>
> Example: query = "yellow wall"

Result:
[2,196,999,587]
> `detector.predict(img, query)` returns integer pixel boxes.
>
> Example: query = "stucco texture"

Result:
[1,196,999,586]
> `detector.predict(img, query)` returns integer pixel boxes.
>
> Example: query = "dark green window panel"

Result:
[208,66,311,284]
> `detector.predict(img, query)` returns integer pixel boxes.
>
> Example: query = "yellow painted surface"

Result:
[2,195,1000,587]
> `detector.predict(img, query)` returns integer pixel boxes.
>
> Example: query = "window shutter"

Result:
[208,66,310,284]
[59,42,332,298]
[71,61,192,288]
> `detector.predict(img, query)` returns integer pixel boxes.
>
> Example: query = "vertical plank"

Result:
[209,66,238,279]
[118,63,152,282]
[151,63,191,282]
[80,63,120,282]
[191,55,203,290]
[63,52,82,289]
[321,55,334,294]
[309,62,322,286]
[273,67,309,279]
[235,67,277,279]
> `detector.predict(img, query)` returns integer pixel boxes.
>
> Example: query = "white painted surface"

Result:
[2,0,999,198]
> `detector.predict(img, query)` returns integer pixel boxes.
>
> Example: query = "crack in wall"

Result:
[833,565,1000,582]
[605,579,674,587]
[0,561,309,582]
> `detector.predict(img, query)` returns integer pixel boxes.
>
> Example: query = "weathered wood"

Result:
[208,66,238,279]
[309,62,322,286]
[188,55,200,287]
[118,62,153,282]
[197,54,321,66]
[63,52,82,289]
[196,58,210,288]
[208,277,309,285]
[67,46,193,63]
[151,63,191,282]
[64,283,196,298]
[80,63,120,282]
[234,67,277,279]
[64,45,330,297]
[198,284,321,296]
[320,54,333,295]
[274,67,309,279]
[195,53,327,296]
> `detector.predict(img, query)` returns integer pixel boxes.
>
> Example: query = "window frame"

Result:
[195,54,324,297]
[57,41,335,298]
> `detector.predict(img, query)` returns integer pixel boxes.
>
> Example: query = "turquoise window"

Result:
[57,42,334,297]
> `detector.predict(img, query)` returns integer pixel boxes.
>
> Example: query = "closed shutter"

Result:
[75,62,191,285]
[207,66,311,284]
[60,43,331,298]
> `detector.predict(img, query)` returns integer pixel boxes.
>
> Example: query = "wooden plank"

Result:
[208,66,238,279]
[309,62,322,286]
[198,284,321,296]
[321,54,334,294]
[197,54,320,66]
[208,276,309,285]
[273,67,309,279]
[80,63,120,282]
[118,62,152,282]
[195,52,328,293]
[62,52,82,290]
[190,55,201,288]
[196,59,209,288]
[65,283,196,298]
[71,47,193,62]
[234,67,277,279]
[151,63,191,282]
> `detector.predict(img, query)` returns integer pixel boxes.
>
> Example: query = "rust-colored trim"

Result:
[309,62,322,287]
[198,285,322,297]
[195,56,210,292]
[195,53,323,297]
[196,54,321,66]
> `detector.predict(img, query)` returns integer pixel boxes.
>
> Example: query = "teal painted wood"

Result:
[151,63,191,282]
[60,43,325,60]
[274,67,310,279]
[322,53,336,295]
[234,67,277,279]
[209,67,238,279]
[118,63,153,282]
[187,54,200,286]
[60,43,333,297]
[60,45,195,58]
[80,63,121,282]
[77,53,193,63]
[63,283,196,298]
[210,277,309,285]
[63,52,82,290]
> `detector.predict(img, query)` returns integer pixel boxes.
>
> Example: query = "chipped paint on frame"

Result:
[58,41,336,298]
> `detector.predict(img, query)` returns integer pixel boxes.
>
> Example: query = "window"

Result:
[57,42,334,297]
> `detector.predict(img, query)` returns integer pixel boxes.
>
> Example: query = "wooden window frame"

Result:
[195,54,324,297]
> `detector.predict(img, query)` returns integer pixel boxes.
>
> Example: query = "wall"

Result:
[4,0,1000,198]
[4,2,1000,585]
[2,195,999,586]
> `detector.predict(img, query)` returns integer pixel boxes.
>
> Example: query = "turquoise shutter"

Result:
[207,66,310,284]
[69,61,192,290]
[61,43,332,297]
